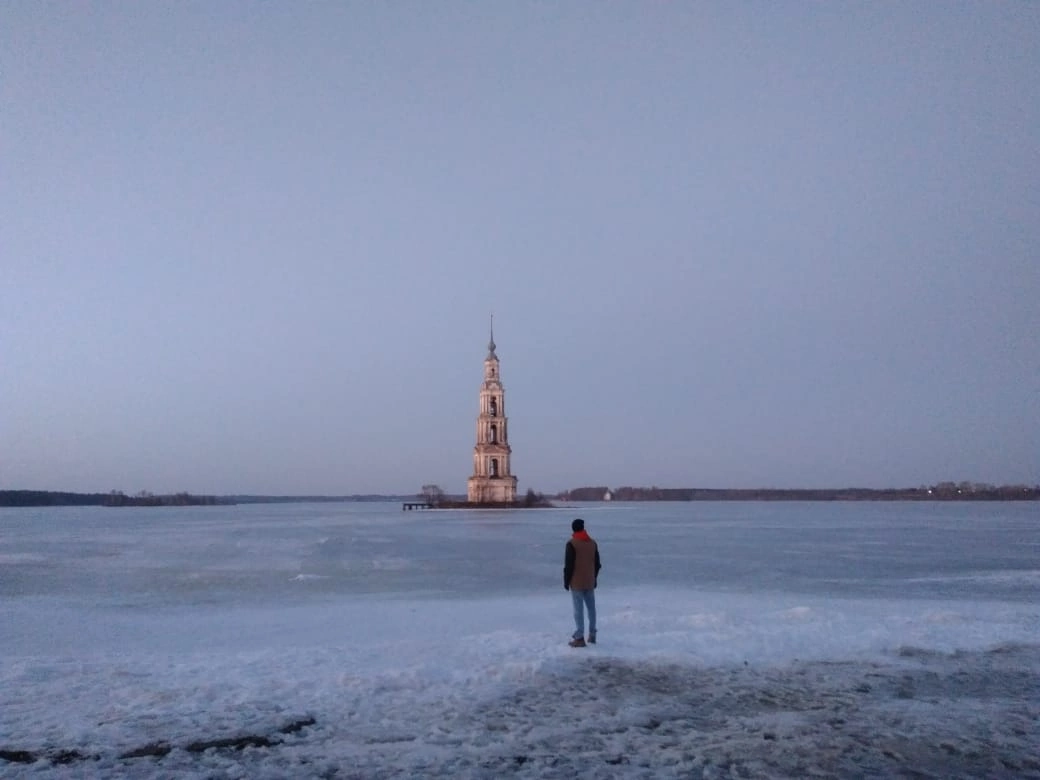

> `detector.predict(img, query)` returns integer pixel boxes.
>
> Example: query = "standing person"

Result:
[563,518,601,647]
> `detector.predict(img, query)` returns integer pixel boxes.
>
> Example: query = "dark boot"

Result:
[587,632,596,644]
[568,637,586,647]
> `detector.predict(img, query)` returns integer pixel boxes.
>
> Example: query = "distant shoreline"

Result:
[2,486,1037,508]
[0,491,405,508]
[564,485,1040,502]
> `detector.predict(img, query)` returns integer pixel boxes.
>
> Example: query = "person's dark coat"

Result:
[564,532,601,590]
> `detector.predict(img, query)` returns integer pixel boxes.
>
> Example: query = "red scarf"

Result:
[572,530,591,541]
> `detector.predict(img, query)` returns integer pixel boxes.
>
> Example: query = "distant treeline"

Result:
[102,491,226,507]
[0,490,227,507]
[227,495,410,504]
[0,490,112,507]
[562,483,1040,502]
[0,491,417,508]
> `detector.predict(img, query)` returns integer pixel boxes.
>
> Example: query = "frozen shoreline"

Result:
[2,643,1037,778]
[3,586,1038,778]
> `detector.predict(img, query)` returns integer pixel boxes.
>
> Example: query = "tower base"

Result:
[467,477,518,503]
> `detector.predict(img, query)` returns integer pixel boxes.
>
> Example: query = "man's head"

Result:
[572,518,585,533]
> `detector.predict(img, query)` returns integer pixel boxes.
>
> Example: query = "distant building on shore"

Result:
[467,318,518,504]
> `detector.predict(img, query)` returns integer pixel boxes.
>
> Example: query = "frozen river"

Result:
[1,501,1038,777]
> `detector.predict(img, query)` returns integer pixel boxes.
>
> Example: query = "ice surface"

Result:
[1,501,1037,777]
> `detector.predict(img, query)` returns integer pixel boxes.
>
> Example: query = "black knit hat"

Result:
[571,518,584,532]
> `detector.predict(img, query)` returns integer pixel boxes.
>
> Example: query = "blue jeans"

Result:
[571,589,596,639]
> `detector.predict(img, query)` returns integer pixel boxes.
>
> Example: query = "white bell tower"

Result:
[467,317,518,503]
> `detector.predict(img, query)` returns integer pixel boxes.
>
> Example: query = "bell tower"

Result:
[467,317,518,503]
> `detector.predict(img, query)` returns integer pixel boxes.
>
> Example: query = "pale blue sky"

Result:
[3,4,1038,495]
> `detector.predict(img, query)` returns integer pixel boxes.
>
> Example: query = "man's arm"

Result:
[563,541,575,590]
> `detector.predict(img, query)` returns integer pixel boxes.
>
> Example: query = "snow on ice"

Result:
[1,501,1037,778]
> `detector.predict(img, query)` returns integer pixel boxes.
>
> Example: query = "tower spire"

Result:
[487,313,497,358]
